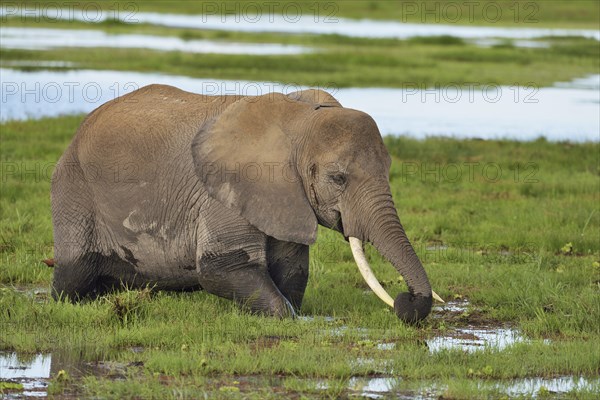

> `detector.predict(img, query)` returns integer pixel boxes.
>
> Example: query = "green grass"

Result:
[1,35,598,88]
[1,115,599,398]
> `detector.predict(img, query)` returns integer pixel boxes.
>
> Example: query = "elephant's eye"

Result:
[330,173,347,186]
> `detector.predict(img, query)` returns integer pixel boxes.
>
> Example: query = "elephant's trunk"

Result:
[342,180,436,324]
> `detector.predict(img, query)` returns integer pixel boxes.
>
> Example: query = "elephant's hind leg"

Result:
[51,159,101,301]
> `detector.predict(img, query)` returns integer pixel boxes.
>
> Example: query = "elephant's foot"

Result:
[240,288,296,318]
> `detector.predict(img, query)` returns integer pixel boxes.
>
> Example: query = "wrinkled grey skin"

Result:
[51,85,433,323]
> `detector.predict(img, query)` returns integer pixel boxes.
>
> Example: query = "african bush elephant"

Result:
[51,85,441,323]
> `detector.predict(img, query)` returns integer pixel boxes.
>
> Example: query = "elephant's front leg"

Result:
[267,238,309,312]
[196,239,295,318]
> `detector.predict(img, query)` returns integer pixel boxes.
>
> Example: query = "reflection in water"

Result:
[345,375,599,398]
[0,352,50,397]
[501,376,600,396]
[0,350,119,398]
[1,7,598,40]
[426,327,526,353]
[1,68,598,142]
[348,376,399,399]
[428,300,528,353]
[0,353,51,379]
[0,27,312,55]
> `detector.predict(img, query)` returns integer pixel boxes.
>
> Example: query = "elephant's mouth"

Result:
[316,210,344,232]
[333,213,344,232]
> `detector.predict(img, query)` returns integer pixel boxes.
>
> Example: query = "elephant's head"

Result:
[192,90,441,323]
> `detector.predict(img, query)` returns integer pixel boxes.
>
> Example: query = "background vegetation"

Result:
[2,1,599,87]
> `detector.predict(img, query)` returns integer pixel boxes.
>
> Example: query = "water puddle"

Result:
[1,7,598,41]
[428,300,528,353]
[347,376,402,399]
[500,376,600,397]
[297,315,336,323]
[427,326,525,353]
[0,27,312,55]
[0,353,50,397]
[0,350,139,398]
[344,376,599,399]
[434,298,470,313]
[1,68,598,142]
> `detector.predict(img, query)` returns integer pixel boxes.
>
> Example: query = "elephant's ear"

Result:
[191,94,318,245]
[286,89,342,108]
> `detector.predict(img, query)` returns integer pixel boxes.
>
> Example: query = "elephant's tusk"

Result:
[349,237,445,306]
[432,290,445,303]
[349,237,395,308]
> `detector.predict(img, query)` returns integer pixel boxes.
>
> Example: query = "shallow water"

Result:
[347,376,402,399]
[0,350,135,398]
[1,6,598,40]
[0,353,51,380]
[2,348,598,398]
[1,68,598,142]
[434,299,469,313]
[427,326,526,353]
[500,376,600,397]
[0,353,50,398]
[428,300,529,353]
[345,375,600,398]
[0,27,312,55]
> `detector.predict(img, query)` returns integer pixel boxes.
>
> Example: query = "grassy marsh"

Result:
[2,2,599,88]
[5,0,600,29]
[1,115,599,398]
[1,36,598,88]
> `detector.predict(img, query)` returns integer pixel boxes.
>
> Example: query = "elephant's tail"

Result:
[42,258,54,267]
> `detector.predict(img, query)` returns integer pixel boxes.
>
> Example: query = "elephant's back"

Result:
[75,84,241,166]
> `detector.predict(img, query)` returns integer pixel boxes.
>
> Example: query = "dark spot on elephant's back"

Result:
[181,265,196,271]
